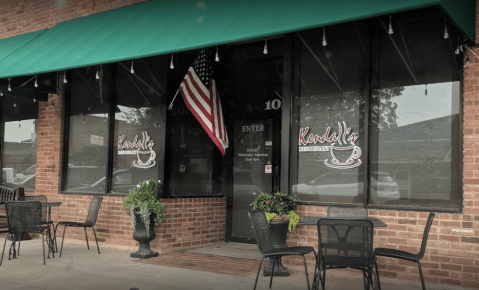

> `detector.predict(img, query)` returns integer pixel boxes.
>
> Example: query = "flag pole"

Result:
[168,89,179,110]
[167,50,205,110]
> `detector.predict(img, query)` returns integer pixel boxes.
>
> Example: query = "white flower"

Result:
[137,184,140,188]
[146,181,149,184]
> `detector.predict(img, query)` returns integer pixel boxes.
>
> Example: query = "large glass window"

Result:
[292,22,368,204]
[2,95,38,189]
[64,56,167,194]
[369,12,461,210]
[292,8,462,211]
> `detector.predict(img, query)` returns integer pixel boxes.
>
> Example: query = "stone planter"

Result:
[263,219,289,276]
[130,212,159,259]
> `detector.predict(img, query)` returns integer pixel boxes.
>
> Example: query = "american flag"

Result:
[179,50,229,155]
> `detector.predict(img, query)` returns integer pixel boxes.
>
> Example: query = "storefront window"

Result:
[167,52,222,196]
[2,95,38,189]
[292,22,368,204]
[292,9,462,211]
[64,56,167,194]
[369,13,461,210]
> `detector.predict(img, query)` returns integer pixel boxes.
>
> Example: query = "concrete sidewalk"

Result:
[0,237,467,290]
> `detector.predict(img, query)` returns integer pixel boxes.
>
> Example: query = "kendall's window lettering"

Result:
[118,131,154,151]
[298,122,358,146]
[242,125,265,132]
[298,122,361,169]
[118,132,156,169]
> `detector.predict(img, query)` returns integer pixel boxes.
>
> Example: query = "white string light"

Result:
[96,66,100,79]
[443,22,449,39]
[130,61,135,74]
[63,73,67,84]
[455,43,460,54]
[8,79,11,91]
[322,27,327,46]
[466,54,470,66]
[13,102,16,108]
[0,91,3,97]
[388,15,394,34]
[33,96,36,103]
[215,47,219,62]
[34,75,38,88]
[170,55,175,69]
[263,39,268,54]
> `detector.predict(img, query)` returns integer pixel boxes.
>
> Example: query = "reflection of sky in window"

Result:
[394,82,460,127]
[4,120,36,143]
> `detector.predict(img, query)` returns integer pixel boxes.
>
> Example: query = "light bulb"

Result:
[466,56,470,66]
[33,97,36,102]
[34,76,38,88]
[215,47,219,62]
[444,23,449,39]
[8,79,11,91]
[13,102,16,107]
[170,55,174,69]
[63,73,67,83]
[130,61,134,74]
[455,44,460,55]
[322,27,327,46]
[96,67,99,79]
[0,91,3,97]
[388,15,394,34]
[263,39,268,54]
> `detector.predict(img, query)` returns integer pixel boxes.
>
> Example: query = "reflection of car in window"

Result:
[292,172,400,203]
[15,165,36,184]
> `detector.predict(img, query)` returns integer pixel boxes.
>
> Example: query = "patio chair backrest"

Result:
[85,196,103,226]
[5,201,43,234]
[417,212,435,259]
[327,206,368,219]
[17,195,48,222]
[248,209,276,255]
[317,218,374,269]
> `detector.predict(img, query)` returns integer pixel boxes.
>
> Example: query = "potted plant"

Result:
[123,178,166,258]
[251,192,300,231]
[251,192,299,276]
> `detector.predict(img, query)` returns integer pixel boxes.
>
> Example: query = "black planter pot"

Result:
[130,212,159,259]
[263,219,289,276]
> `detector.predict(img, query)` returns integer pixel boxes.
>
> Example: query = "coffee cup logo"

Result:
[134,149,156,169]
[324,143,362,169]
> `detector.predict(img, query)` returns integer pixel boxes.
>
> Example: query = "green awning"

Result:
[0,29,47,61]
[0,0,474,78]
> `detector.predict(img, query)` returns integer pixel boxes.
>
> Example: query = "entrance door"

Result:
[230,120,278,241]
[224,38,283,242]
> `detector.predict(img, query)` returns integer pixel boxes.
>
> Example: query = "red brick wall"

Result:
[0,0,147,39]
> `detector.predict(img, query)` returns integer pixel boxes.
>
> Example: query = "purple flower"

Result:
[265,200,271,204]
[280,202,284,205]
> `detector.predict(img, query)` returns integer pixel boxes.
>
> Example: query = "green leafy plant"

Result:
[123,178,166,237]
[252,192,299,231]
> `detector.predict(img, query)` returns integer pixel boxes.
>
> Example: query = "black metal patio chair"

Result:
[248,209,316,290]
[0,201,51,266]
[374,212,435,290]
[55,196,102,257]
[316,218,377,290]
[327,206,368,219]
